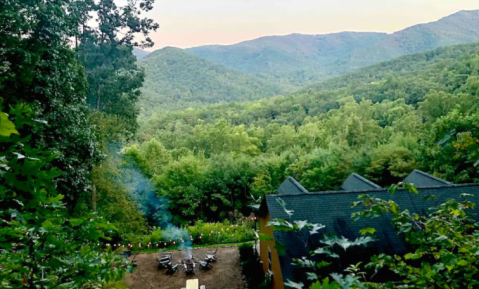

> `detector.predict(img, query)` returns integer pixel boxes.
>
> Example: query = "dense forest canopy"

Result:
[137,47,289,115]
[132,43,479,225]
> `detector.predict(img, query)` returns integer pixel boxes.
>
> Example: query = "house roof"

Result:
[403,169,453,188]
[341,173,381,191]
[277,176,308,195]
[263,173,479,283]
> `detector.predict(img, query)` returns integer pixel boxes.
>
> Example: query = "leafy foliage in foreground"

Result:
[0,104,128,288]
[0,0,101,210]
[270,185,479,289]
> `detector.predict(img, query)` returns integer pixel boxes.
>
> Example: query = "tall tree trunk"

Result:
[96,85,101,110]
[92,183,97,212]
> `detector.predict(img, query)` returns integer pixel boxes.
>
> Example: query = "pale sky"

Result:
[144,0,479,50]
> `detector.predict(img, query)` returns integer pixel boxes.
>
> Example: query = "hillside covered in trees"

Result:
[133,42,479,224]
[137,47,289,114]
[136,10,479,116]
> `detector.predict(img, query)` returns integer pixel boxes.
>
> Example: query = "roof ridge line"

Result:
[351,173,382,189]
[413,170,452,185]
[288,177,309,193]
[268,183,479,197]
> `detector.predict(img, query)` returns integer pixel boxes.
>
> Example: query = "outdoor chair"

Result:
[199,258,213,270]
[165,262,179,275]
[158,260,171,270]
[157,251,172,269]
[205,247,218,261]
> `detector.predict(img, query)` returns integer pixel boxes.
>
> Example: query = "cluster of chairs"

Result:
[157,248,219,275]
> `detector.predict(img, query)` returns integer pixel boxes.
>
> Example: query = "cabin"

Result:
[257,170,479,289]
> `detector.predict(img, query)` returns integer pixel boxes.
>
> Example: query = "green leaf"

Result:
[359,227,376,235]
[307,272,319,281]
[70,218,84,227]
[0,112,18,137]
[42,220,54,230]
[310,278,340,289]
[457,260,469,266]
[316,260,331,269]
[403,183,418,194]
[313,247,339,258]
[308,223,326,235]
[389,200,400,215]
[330,274,360,289]
[284,280,304,289]
[294,220,309,231]
[441,253,458,266]
[257,233,274,241]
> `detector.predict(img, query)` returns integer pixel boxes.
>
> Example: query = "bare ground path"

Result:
[123,247,245,289]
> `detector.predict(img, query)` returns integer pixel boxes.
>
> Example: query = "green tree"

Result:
[425,110,479,183]
[418,90,458,122]
[0,104,128,288]
[1,0,101,211]
[77,0,159,139]
[154,155,207,224]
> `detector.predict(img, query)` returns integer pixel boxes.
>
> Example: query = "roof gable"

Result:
[277,177,308,195]
[403,170,452,188]
[341,173,381,191]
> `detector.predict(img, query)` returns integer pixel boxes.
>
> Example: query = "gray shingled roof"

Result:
[341,173,382,191]
[263,183,479,283]
[403,170,452,188]
[277,177,308,195]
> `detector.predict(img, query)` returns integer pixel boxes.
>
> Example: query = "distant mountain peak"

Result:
[184,9,479,87]
[133,47,150,59]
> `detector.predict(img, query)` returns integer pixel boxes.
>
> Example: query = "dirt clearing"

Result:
[123,247,245,289]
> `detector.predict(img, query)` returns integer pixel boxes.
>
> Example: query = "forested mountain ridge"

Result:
[187,10,479,87]
[140,42,479,132]
[188,32,387,87]
[137,47,289,115]
[133,42,479,224]
[303,42,479,93]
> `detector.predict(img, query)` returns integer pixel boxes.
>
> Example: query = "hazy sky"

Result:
[144,0,479,50]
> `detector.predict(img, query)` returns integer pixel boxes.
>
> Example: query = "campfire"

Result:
[181,255,196,265]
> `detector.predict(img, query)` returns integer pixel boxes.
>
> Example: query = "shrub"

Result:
[238,243,269,289]
[122,220,255,250]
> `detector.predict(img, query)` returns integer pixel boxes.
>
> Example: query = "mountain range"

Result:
[187,10,479,86]
[135,10,479,113]
[137,47,287,115]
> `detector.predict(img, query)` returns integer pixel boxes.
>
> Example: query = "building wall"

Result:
[259,212,284,289]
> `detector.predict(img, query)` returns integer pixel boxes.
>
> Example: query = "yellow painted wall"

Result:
[259,212,284,289]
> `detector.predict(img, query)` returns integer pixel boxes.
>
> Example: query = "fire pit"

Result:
[181,255,196,264]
